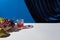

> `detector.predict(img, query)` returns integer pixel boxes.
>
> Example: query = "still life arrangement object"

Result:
[0,17,33,38]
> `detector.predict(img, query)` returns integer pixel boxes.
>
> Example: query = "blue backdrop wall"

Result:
[0,0,35,23]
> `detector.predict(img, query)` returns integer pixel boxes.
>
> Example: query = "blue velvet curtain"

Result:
[25,0,60,23]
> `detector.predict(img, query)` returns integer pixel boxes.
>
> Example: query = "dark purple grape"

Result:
[0,18,15,30]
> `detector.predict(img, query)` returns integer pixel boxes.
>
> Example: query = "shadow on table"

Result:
[7,25,33,33]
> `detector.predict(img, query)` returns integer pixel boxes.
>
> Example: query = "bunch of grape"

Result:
[0,18,15,30]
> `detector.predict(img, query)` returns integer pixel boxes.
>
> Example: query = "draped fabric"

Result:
[25,0,60,23]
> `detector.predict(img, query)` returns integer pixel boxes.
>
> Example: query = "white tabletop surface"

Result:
[0,23,60,40]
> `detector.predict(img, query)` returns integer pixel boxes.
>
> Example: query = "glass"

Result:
[16,19,24,29]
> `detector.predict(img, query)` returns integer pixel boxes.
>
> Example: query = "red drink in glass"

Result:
[17,19,24,29]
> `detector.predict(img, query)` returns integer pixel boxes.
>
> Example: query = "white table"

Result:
[0,23,60,40]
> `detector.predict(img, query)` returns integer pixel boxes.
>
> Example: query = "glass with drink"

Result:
[17,19,24,29]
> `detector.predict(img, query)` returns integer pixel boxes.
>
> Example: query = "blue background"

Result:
[0,0,35,23]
